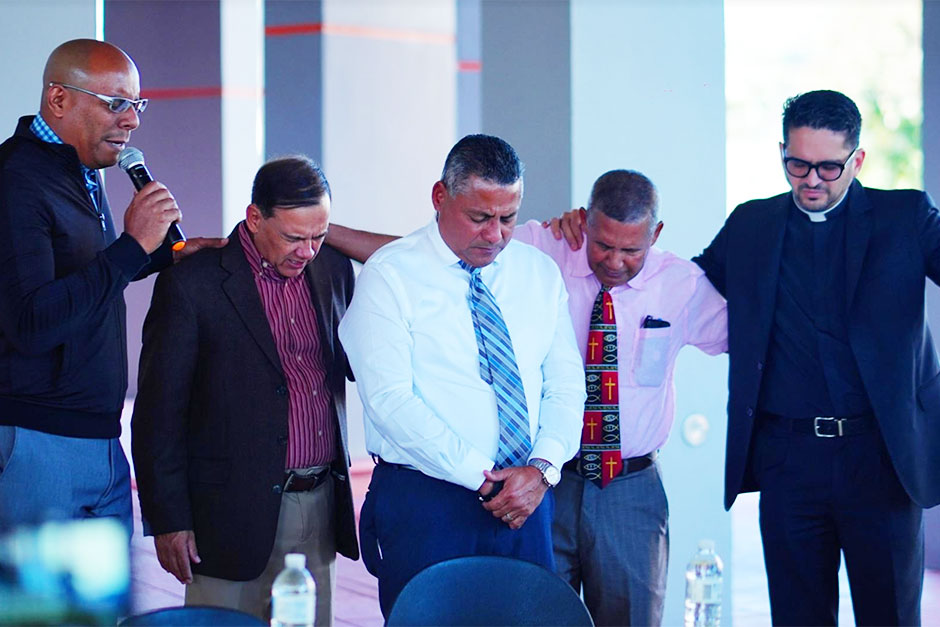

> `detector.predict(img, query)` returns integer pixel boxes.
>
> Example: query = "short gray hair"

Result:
[586,170,659,233]
[440,134,524,196]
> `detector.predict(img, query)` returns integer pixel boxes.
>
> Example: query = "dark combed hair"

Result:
[440,134,524,196]
[587,169,659,229]
[251,155,331,218]
[782,90,862,148]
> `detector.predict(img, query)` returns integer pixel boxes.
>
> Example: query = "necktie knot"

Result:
[457,260,480,278]
[83,169,99,195]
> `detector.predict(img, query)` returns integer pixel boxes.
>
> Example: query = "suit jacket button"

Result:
[756,361,763,371]
[746,407,754,417]
[272,484,282,494]
[277,435,288,445]
[276,385,288,396]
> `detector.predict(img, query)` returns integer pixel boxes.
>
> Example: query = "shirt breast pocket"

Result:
[633,327,671,387]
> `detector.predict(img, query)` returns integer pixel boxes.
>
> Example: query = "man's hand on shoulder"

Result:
[480,466,547,530]
[154,530,201,584]
[172,237,229,263]
[541,207,587,250]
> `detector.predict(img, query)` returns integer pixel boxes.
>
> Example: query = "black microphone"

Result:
[117,147,186,252]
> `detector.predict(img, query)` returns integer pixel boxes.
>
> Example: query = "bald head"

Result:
[39,40,142,169]
[42,39,136,89]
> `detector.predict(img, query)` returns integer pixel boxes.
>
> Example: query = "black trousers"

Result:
[752,419,924,626]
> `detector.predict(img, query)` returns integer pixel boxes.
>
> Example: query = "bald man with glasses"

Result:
[0,39,222,535]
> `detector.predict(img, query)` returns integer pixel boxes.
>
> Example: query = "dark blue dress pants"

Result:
[358,463,555,618]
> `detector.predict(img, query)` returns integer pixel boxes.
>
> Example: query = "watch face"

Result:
[544,465,561,487]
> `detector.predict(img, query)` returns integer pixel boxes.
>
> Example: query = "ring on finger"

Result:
[503,513,515,522]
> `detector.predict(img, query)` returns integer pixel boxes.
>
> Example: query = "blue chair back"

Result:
[119,605,265,625]
[386,555,594,626]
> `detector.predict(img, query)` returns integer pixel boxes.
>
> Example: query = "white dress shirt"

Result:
[339,219,586,491]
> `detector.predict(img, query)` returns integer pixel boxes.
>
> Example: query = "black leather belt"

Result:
[373,455,420,472]
[762,412,875,438]
[563,451,657,478]
[282,467,331,492]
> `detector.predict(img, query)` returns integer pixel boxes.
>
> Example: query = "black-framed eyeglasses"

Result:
[49,82,148,114]
[782,146,858,182]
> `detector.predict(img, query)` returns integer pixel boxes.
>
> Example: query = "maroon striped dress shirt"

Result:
[238,223,335,468]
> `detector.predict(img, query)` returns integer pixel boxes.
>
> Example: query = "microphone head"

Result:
[118,147,145,171]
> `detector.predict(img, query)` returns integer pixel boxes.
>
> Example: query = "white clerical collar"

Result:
[794,187,850,223]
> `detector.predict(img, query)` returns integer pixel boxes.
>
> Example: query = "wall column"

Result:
[106,0,263,395]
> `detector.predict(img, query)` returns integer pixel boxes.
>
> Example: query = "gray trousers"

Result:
[553,461,669,627]
[185,475,336,626]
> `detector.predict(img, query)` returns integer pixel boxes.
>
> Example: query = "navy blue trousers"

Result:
[359,463,555,618]
[752,419,923,626]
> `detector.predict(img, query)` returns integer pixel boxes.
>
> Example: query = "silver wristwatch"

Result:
[528,458,561,488]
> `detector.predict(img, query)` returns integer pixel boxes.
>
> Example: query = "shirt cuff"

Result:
[449,448,497,492]
[528,437,570,470]
[104,233,150,281]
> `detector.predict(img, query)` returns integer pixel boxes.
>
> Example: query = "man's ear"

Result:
[45,84,69,120]
[650,221,664,246]
[245,204,263,233]
[431,181,448,213]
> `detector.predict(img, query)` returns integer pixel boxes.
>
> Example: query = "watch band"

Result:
[528,458,561,487]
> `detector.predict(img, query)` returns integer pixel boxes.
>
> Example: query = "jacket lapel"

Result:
[220,232,283,373]
[843,181,873,312]
[304,254,335,364]
[751,195,790,340]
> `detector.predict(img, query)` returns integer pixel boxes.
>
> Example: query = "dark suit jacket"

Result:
[694,180,940,510]
[132,228,359,581]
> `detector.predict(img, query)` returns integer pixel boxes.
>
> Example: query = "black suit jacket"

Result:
[132,228,358,581]
[694,181,940,510]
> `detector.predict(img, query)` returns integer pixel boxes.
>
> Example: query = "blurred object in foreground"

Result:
[0,517,129,625]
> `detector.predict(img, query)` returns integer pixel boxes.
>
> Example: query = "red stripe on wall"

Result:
[266,21,454,45]
[458,60,482,72]
[141,86,223,100]
[140,86,263,101]
[265,22,323,37]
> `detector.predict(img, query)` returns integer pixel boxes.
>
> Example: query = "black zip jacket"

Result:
[0,116,170,438]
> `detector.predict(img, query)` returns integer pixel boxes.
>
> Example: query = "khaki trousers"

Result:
[185,475,336,626]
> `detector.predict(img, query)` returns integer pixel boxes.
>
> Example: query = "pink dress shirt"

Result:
[514,220,728,457]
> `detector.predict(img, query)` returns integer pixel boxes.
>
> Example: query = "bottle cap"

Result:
[285,553,306,569]
[698,539,716,552]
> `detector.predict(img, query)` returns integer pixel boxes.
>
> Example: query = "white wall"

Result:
[0,0,98,131]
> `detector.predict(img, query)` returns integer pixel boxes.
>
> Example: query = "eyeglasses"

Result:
[782,146,858,182]
[49,82,148,114]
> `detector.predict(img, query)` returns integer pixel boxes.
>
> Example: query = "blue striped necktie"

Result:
[459,261,532,469]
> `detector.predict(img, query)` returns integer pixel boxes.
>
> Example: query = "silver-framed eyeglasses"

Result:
[49,82,148,114]
[782,146,858,182]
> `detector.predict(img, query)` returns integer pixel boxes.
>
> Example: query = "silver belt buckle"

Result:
[813,416,843,437]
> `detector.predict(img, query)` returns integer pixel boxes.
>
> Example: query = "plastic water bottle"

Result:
[684,539,723,627]
[271,553,316,627]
